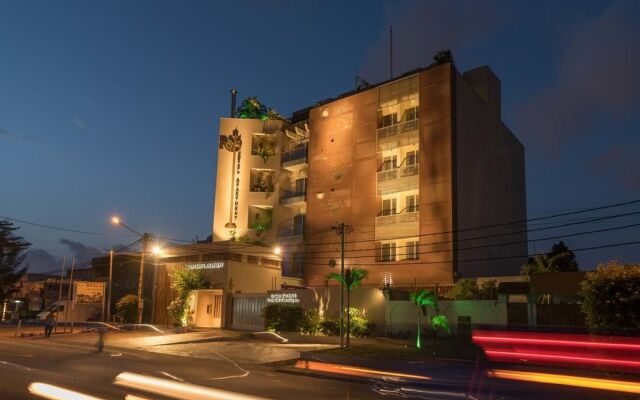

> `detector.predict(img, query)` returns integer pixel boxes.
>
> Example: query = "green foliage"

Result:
[410,289,439,349]
[521,241,579,278]
[449,279,478,300]
[0,220,29,304]
[449,279,498,300]
[172,268,210,296]
[348,308,374,338]
[326,268,369,291]
[251,216,271,237]
[320,318,340,336]
[301,309,322,335]
[255,143,275,164]
[116,294,138,323]
[580,262,640,334]
[431,314,451,335]
[167,268,210,326]
[236,97,284,121]
[263,303,305,332]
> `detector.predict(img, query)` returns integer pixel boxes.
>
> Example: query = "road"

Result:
[0,332,636,399]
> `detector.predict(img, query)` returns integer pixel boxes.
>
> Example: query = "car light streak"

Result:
[473,333,640,351]
[484,349,640,369]
[114,371,269,400]
[28,382,104,400]
[294,360,431,380]
[488,369,640,394]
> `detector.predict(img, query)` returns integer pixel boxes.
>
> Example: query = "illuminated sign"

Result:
[266,293,300,304]
[186,262,224,270]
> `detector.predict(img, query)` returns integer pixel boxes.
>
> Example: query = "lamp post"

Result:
[331,222,353,348]
[110,216,157,326]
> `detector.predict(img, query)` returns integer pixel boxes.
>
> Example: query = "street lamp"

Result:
[273,246,281,256]
[110,216,156,326]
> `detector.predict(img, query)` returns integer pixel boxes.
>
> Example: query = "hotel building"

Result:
[212,59,527,290]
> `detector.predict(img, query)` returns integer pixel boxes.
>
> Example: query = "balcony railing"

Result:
[375,210,419,240]
[282,144,308,165]
[280,189,306,205]
[377,165,419,195]
[377,119,419,152]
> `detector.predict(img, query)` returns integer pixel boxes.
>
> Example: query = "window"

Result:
[405,107,419,121]
[381,198,397,216]
[293,214,306,236]
[405,241,419,260]
[206,304,213,314]
[406,195,419,213]
[380,113,398,128]
[382,155,397,171]
[406,151,418,167]
[381,242,397,262]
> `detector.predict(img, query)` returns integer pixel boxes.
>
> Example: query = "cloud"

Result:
[588,145,640,189]
[360,0,505,81]
[25,248,58,272]
[515,1,640,151]
[60,239,103,265]
[0,128,10,137]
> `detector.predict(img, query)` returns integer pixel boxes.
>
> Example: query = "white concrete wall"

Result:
[387,299,507,334]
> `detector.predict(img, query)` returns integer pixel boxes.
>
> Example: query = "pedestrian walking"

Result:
[44,312,55,338]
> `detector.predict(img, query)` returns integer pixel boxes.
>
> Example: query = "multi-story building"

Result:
[213,58,527,290]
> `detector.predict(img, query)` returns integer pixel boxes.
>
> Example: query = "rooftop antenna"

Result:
[389,26,393,79]
[230,89,238,118]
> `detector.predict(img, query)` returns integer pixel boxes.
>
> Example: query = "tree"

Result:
[326,268,368,348]
[521,241,579,278]
[167,268,210,326]
[0,220,29,306]
[116,294,138,323]
[410,289,438,349]
[236,97,285,121]
[449,279,478,300]
[580,262,640,334]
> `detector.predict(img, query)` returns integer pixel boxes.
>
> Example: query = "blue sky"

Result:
[1,0,639,272]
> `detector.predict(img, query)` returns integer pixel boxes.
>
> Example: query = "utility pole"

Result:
[55,257,66,334]
[331,222,353,348]
[137,233,150,325]
[64,257,75,333]
[106,250,114,323]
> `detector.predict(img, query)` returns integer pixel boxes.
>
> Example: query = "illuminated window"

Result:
[405,241,419,260]
[380,242,397,262]
[381,198,397,216]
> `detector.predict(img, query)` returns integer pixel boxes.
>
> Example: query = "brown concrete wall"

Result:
[304,64,457,288]
[416,64,455,285]
[454,66,527,277]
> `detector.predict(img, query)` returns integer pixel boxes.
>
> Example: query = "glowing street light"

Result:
[151,245,163,256]
[273,246,281,255]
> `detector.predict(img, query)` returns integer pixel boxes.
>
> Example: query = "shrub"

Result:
[581,262,640,334]
[320,318,340,336]
[168,268,210,326]
[449,279,478,300]
[348,308,374,338]
[301,309,322,335]
[116,294,138,323]
[263,303,305,332]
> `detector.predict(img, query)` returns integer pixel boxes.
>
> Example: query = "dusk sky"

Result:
[1,0,639,273]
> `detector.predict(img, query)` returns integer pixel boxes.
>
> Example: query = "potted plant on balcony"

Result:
[251,215,271,237]
[256,143,275,164]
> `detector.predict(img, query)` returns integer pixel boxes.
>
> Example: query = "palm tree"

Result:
[326,268,369,347]
[520,252,575,278]
[410,289,438,349]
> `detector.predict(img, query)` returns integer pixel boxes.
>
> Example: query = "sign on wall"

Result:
[75,282,105,304]
[186,262,224,270]
[266,292,300,304]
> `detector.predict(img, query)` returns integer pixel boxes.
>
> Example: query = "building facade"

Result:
[213,60,527,290]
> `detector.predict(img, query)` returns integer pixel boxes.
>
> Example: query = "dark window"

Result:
[380,113,398,128]
[380,242,396,262]
[405,241,419,260]
[405,107,419,121]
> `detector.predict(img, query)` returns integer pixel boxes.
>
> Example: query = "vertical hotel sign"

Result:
[220,127,242,233]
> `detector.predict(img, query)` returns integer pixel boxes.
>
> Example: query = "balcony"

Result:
[278,217,305,242]
[375,210,419,240]
[377,164,419,195]
[377,119,419,152]
[280,189,306,206]
[281,143,308,167]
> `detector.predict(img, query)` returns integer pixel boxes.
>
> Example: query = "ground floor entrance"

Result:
[190,289,224,328]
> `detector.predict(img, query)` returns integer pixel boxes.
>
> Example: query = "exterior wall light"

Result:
[321,109,329,118]
[316,192,325,200]
[273,246,282,255]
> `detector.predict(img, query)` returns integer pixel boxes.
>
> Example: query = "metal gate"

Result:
[231,294,267,331]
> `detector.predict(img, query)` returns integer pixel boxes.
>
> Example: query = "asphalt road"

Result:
[0,333,636,400]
